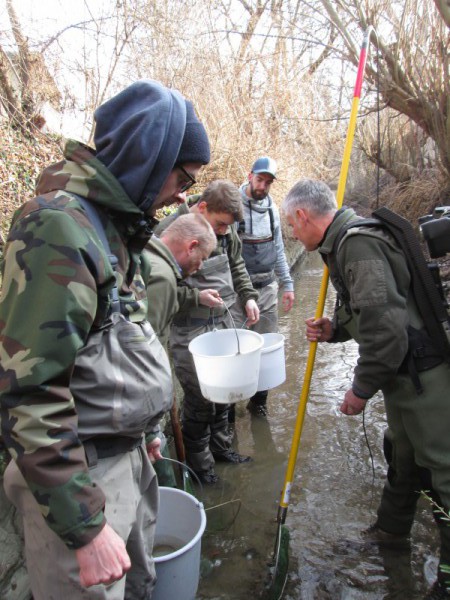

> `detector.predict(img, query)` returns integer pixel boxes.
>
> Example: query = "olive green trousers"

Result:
[377,362,450,587]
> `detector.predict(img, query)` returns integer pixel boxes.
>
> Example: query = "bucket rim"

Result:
[261,332,285,353]
[188,328,264,358]
[153,487,206,564]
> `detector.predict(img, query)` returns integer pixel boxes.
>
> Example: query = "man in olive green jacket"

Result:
[283,178,450,600]
[145,212,218,486]
[156,180,260,484]
[146,213,218,347]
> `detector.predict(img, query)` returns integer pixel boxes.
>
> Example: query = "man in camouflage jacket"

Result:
[0,79,210,599]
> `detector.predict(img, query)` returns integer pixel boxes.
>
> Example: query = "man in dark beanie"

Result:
[0,79,209,600]
[94,81,210,217]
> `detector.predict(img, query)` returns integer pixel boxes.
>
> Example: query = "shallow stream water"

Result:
[189,251,439,600]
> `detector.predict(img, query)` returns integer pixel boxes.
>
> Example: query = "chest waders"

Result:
[176,236,237,325]
[236,200,277,415]
[73,197,173,445]
[239,199,277,281]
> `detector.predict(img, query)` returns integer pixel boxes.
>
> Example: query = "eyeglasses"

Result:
[177,165,197,193]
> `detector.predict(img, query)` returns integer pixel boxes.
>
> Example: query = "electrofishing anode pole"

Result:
[275,25,375,532]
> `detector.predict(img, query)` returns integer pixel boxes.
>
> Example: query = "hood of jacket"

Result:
[35,139,143,218]
[93,80,188,214]
[147,236,182,282]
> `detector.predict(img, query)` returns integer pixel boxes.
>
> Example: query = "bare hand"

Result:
[146,437,162,463]
[282,291,295,312]
[76,523,131,587]
[339,389,368,416]
[305,316,333,342]
[245,299,260,326]
[199,289,224,308]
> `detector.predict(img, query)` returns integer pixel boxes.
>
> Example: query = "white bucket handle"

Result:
[203,305,242,354]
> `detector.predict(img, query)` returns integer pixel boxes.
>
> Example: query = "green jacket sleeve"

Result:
[177,282,200,311]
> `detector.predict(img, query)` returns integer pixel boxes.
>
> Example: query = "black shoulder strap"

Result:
[78,197,111,254]
[76,196,120,313]
[268,197,275,237]
[372,207,450,360]
[333,208,450,360]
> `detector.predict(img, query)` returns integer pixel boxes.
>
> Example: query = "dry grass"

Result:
[0,122,62,244]
[373,175,450,226]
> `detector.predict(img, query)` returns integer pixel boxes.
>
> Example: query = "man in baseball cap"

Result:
[250,156,277,179]
[230,156,295,418]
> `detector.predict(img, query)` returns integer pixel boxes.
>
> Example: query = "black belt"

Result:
[252,275,275,289]
[83,436,143,467]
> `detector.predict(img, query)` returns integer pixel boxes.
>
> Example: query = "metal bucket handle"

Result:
[161,456,204,497]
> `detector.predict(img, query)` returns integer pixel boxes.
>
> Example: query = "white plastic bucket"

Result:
[152,487,206,600]
[188,328,264,404]
[257,333,286,391]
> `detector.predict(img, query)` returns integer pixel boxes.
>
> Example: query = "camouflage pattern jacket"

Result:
[0,140,160,549]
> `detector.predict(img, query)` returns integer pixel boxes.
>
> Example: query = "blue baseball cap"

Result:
[251,156,277,178]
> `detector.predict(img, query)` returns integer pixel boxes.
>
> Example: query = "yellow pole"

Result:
[278,26,374,515]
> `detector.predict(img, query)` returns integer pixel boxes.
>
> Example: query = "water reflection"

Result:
[196,252,438,600]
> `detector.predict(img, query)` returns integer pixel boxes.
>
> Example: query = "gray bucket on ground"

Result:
[152,486,207,600]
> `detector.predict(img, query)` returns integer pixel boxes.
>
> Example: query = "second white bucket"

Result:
[257,332,286,391]
[152,487,206,600]
[188,328,264,404]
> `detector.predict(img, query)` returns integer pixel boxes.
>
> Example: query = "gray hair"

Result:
[282,179,337,217]
[160,213,216,254]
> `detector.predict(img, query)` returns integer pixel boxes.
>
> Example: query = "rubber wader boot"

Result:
[247,390,269,417]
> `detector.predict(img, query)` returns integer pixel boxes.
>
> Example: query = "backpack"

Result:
[333,207,450,375]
